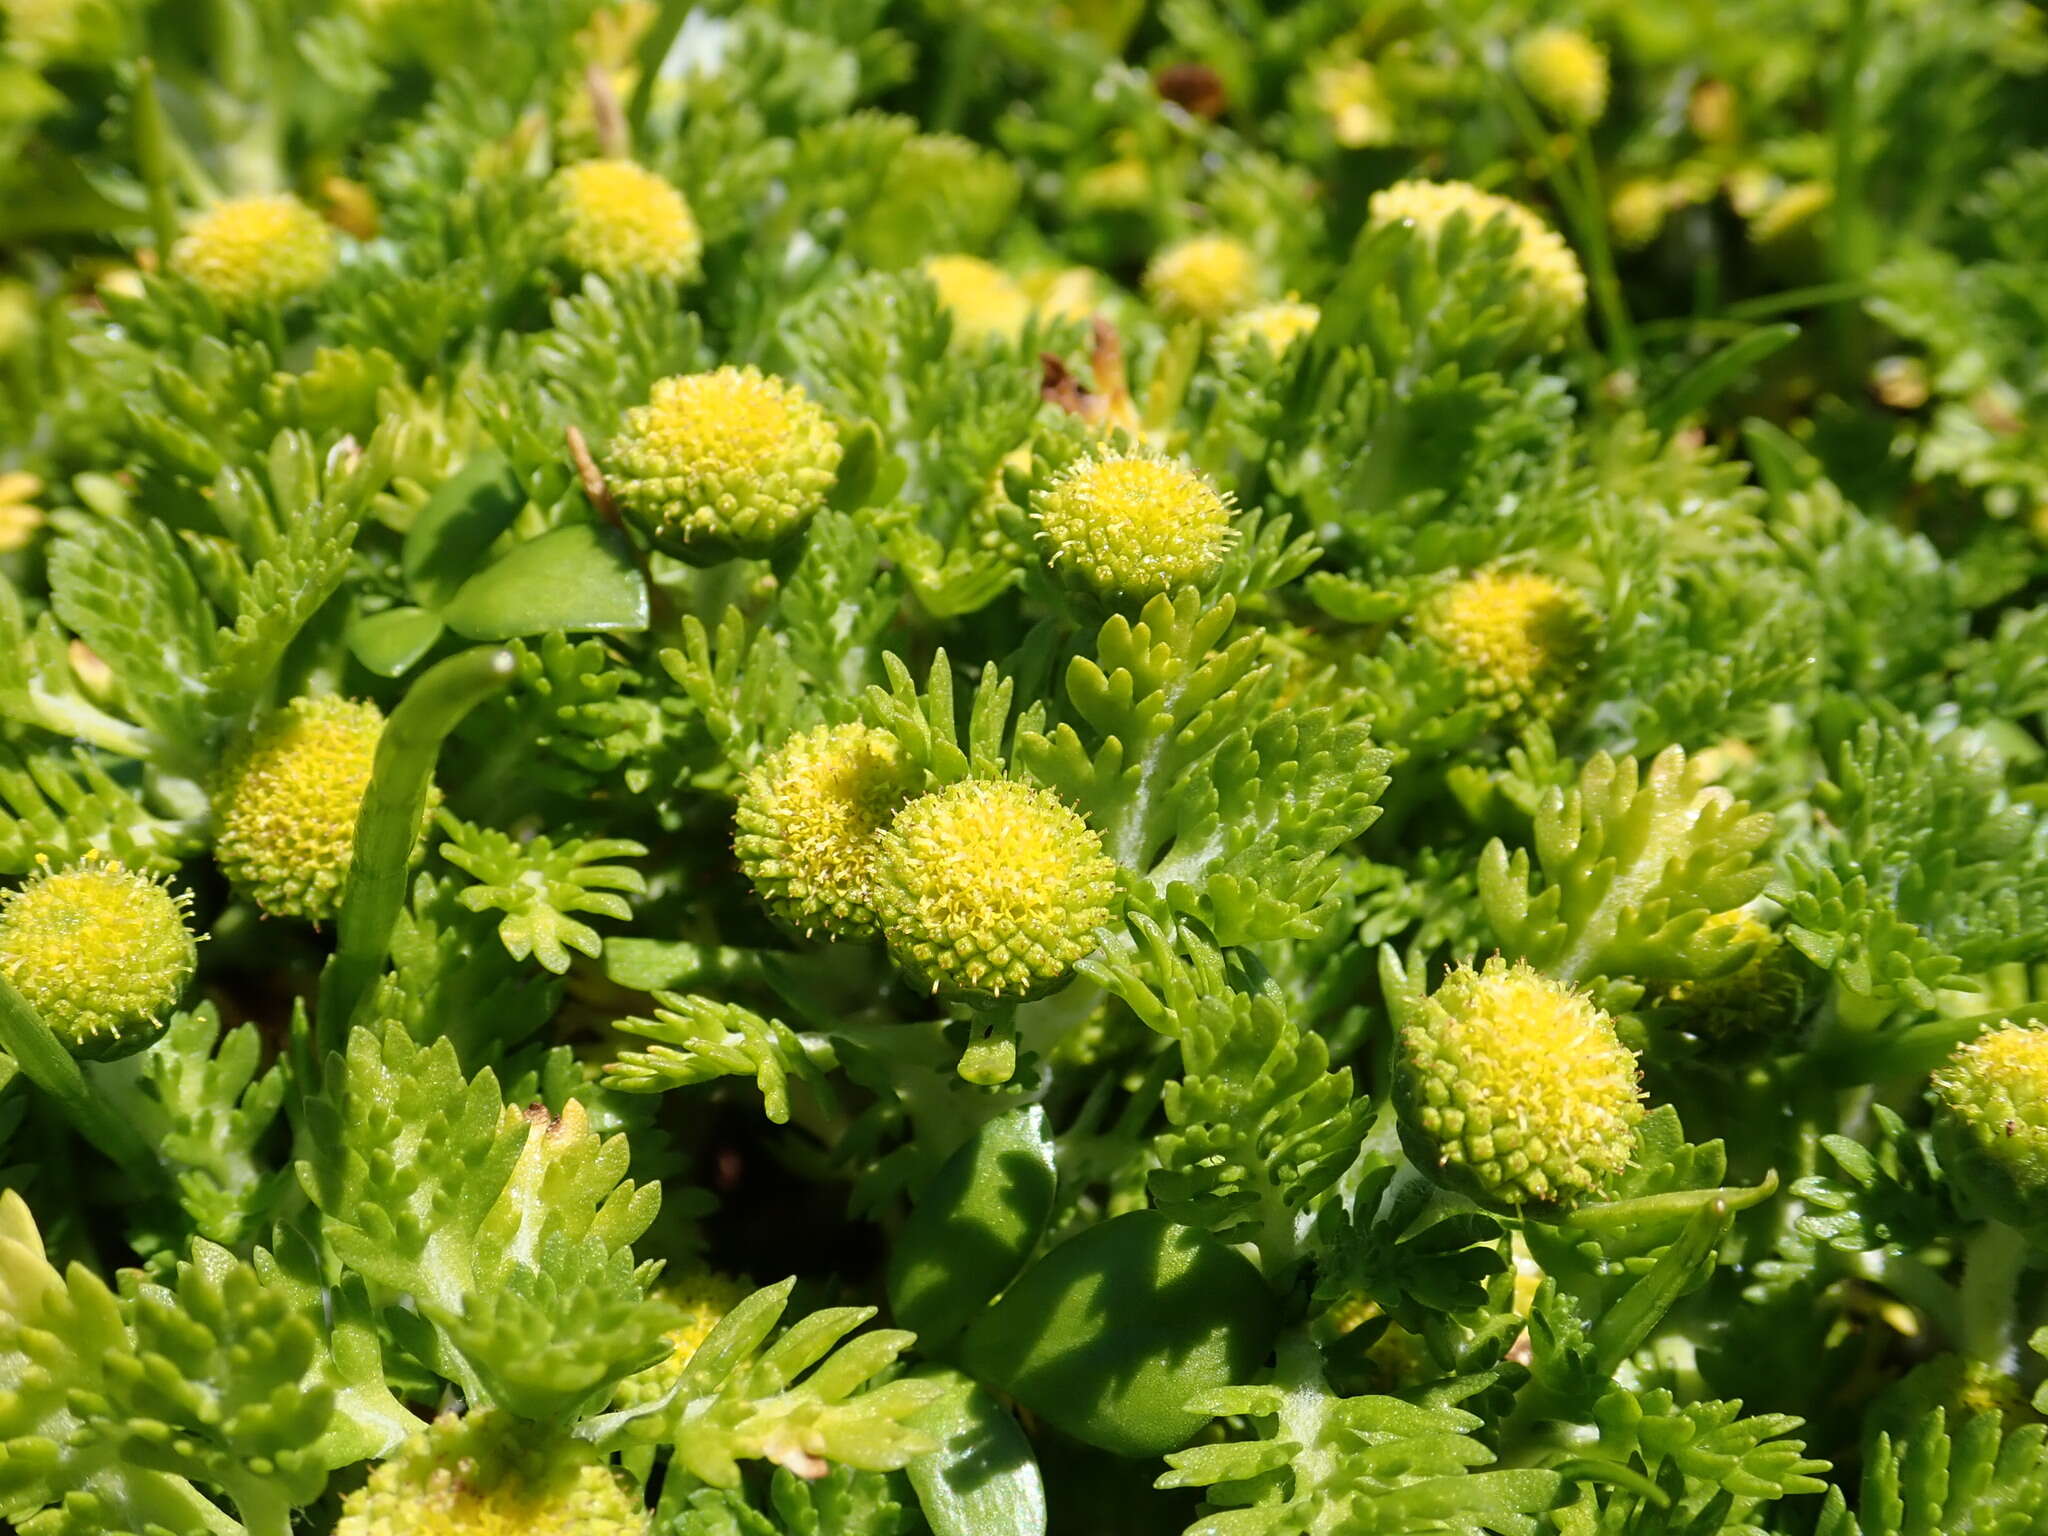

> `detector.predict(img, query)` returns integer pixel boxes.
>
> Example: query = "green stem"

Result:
[132,59,182,260]
[625,0,692,141]
[317,647,517,1047]
[1568,134,1637,370]
[1959,1221,2029,1373]
[0,974,161,1183]
[1827,0,1874,368]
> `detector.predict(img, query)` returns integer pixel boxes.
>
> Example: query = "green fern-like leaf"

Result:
[438,812,647,973]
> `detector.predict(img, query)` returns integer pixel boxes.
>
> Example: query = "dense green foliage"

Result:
[1,0,2047,1532]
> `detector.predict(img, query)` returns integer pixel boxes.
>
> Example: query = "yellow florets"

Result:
[606,366,842,562]
[734,724,913,938]
[1032,450,1237,602]
[1657,912,1807,1042]
[1417,569,1597,718]
[1143,233,1260,323]
[613,1271,750,1409]
[1932,1022,2048,1230]
[1610,178,1671,250]
[171,194,338,316]
[1219,300,1321,357]
[212,695,388,924]
[1396,958,1643,1214]
[1749,181,1832,246]
[872,779,1116,1004]
[1367,179,1586,345]
[554,159,702,283]
[1312,59,1395,148]
[336,1412,646,1536]
[1514,27,1610,127]
[922,254,1032,345]
[0,856,197,1059]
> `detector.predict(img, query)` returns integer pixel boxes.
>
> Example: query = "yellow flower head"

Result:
[613,1270,751,1409]
[1657,911,1806,1042]
[554,159,702,283]
[1932,1022,2048,1229]
[1143,233,1260,323]
[1514,26,1610,127]
[873,779,1116,1004]
[1025,266,1102,325]
[1312,59,1395,148]
[1218,300,1321,358]
[606,366,842,562]
[336,1411,646,1536]
[212,696,389,924]
[1395,957,1643,1214]
[0,855,197,1060]
[921,254,1032,346]
[1032,450,1237,602]
[171,194,338,316]
[735,724,913,938]
[1609,178,1671,250]
[1418,569,1597,719]
[1076,157,1151,212]
[1749,181,1832,246]
[1367,179,1586,345]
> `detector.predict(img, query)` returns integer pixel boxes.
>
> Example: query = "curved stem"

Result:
[0,974,161,1184]
[1960,1221,2029,1374]
[317,646,517,1048]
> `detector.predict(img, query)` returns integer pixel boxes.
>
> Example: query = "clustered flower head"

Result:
[735,723,912,939]
[613,1269,750,1410]
[0,854,197,1059]
[1514,26,1610,127]
[1395,957,1643,1214]
[1218,299,1321,357]
[1417,568,1597,719]
[871,778,1116,1005]
[553,158,702,282]
[170,193,338,315]
[606,366,842,562]
[336,1411,646,1536]
[1657,911,1807,1042]
[211,695,389,924]
[1312,59,1394,148]
[1367,179,1586,345]
[1143,232,1260,323]
[922,253,1032,345]
[1932,1022,2048,1231]
[1031,449,1238,602]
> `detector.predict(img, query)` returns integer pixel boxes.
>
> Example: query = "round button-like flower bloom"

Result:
[1514,27,1610,127]
[606,366,842,563]
[872,779,1116,1005]
[1932,1022,2048,1231]
[922,254,1032,346]
[1367,179,1586,346]
[1031,450,1237,602]
[1395,958,1644,1215]
[171,193,338,316]
[212,695,387,924]
[554,159,702,283]
[1143,233,1259,323]
[1218,299,1321,358]
[735,724,912,939]
[0,856,197,1059]
[1417,569,1597,719]
[336,1411,645,1536]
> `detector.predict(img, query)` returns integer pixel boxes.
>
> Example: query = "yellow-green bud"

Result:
[606,366,842,563]
[612,1270,750,1410]
[922,253,1032,346]
[1931,1022,2048,1231]
[336,1411,646,1536]
[171,194,338,316]
[1514,27,1610,127]
[1031,450,1237,602]
[734,724,912,939]
[554,159,703,283]
[0,856,197,1060]
[1143,233,1260,323]
[1395,958,1643,1215]
[1416,569,1597,719]
[1311,59,1395,149]
[872,779,1116,1004]
[1367,179,1586,346]
[212,696,387,924]
[1217,300,1321,358]
[1656,912,1807,1044]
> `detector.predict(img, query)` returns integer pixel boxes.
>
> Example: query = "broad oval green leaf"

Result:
[442,522,649,640]
[904,1367,1046,1536]
[888,1106,1057,1348]
[346,606,445,678]
[959,1210,1278,1457]
[402,451,524,609]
